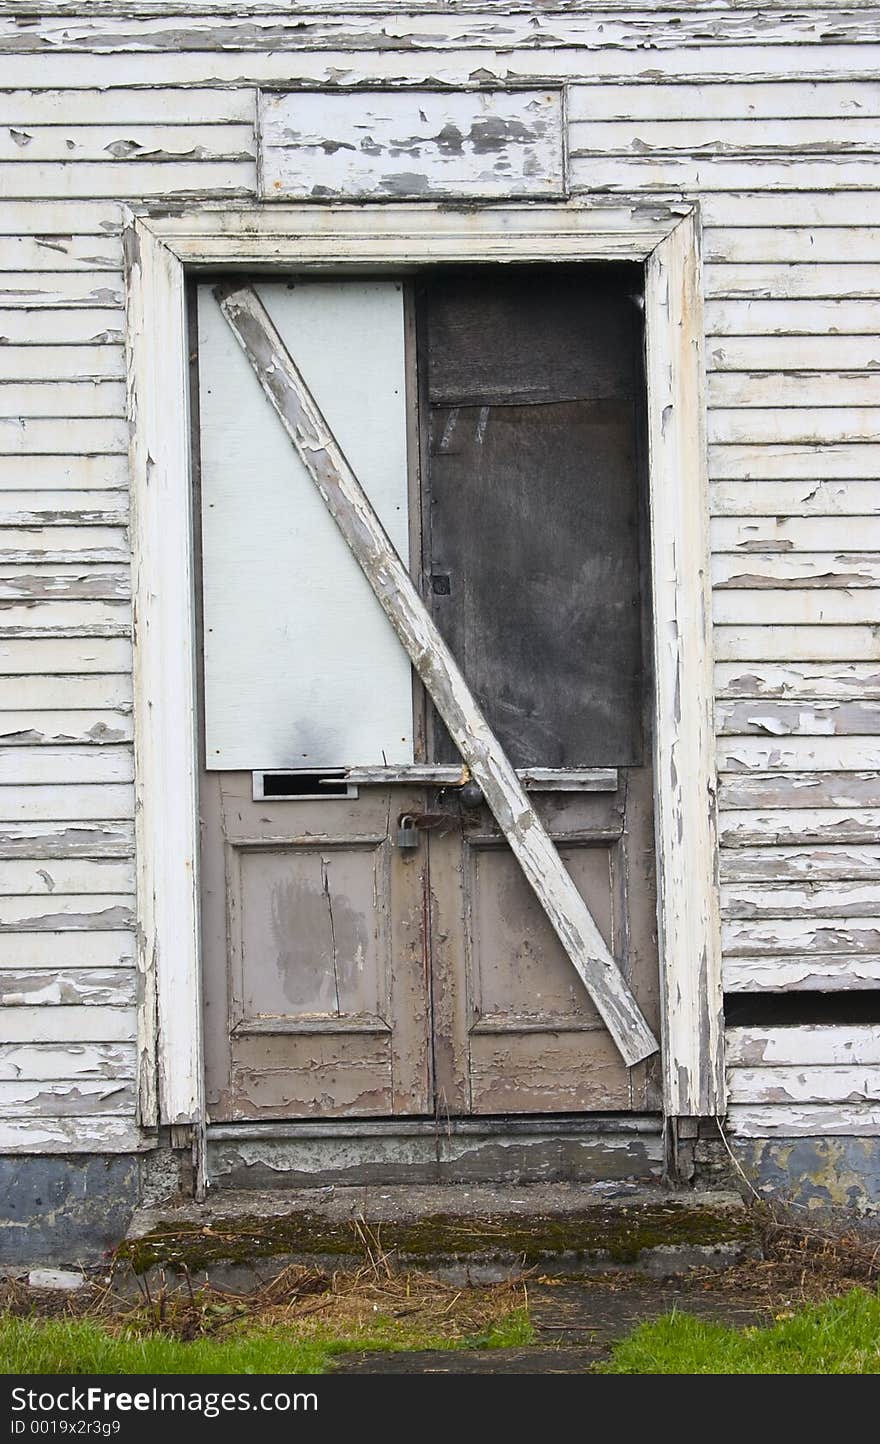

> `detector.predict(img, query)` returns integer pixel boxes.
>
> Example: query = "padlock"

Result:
[397,814,420,850]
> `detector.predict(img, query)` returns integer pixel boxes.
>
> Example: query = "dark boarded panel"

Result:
[422,268,645,769]
[426,267,638,406]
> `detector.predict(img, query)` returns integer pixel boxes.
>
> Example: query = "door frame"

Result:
[124,198,725,1151]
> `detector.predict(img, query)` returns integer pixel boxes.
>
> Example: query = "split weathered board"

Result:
[257,88,566,201]
[216,281,658,1069]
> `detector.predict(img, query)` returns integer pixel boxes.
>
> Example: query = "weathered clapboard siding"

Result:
[717,701,880,737]
[0,1040,135,1081]
[0,6,876,1151]
[721,846,880,882]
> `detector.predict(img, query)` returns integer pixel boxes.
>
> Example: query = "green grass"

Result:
[0,1307,533,1376]
[602,1288,880,1374]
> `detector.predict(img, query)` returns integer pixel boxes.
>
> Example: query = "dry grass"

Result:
[1,1215,530,1353]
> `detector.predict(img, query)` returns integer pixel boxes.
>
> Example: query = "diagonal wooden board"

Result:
[216,283,659,1068]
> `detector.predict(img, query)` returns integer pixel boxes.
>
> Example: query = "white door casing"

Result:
[124,200,725,1139]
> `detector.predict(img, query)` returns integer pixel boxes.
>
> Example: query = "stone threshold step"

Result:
[119,1183,757,1291]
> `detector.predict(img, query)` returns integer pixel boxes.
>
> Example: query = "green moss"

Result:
[119,1203,754,1276]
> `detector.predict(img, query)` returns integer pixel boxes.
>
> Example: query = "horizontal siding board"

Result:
[570,157,880,192]
[3,46,880,91]
[0,1117,149,1152]
[0,930,135,968]
[0,493,128,525]
[721,880,880,919]
[0,969,136,1007]
[0,123,254,164]
[0,1078,136,1117]
[704,264,880,301]
[710,453,880,482]
[571,120,880,157]
[716,663,880,701]
[0,822,134,860]
[0,272,124,309]
[708,336,880,371]
[5,14,879,55]
[719,808,880,847]
[706,231,880,264]
[567,81,880,123]
[0,458,129,491]
[0,347,124,382]
[721,846,880,882]
[0,712,133,746]
[0,308,123,344]
[0,745,132,784]
[0,1003,133,1043]
[713,554,880,589]
[0,600,130,639]
[706,299,880,336]
[0,674,131,708]
[717,699,880,737]
[0,532,130,566]
[714,625,880,662]
[0,859,134,895]
[0,160,254,199]
[713,590,880,625]
[0,1039,134,1081]
[0,422,128,457]
[719,772,880,809]
[0,895,134,930]
[727,1025,880,1067]
[718,738,880,772]
[727,1104,880,1137]
[724,954,880,991]
[0,87,255,125]
[0,200,121,235]
[0,566,130,601]
[0,236,122,272]
[727,1065,880,1105]
[716,700,880,737]
[709,408,880,446]
[0,381,126,418]
[704,192,880,228]
[711,516,880,553]
[0,784,133,821]
[0,638,131,673]
[722,917,880,956]
[708,373,880,408]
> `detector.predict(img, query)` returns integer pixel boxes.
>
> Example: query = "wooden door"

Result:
[420,269,660,1115]
[197,268,659,1125]
[197,279,432,1121]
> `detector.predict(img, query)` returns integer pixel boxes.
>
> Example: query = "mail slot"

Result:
[252,770,358,801]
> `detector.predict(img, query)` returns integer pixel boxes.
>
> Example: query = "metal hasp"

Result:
[215,282,659,1069]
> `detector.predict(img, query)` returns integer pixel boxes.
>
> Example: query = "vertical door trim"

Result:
[645,213,725,1117]
[124,200,725,1136]
[125,214,203,1131]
